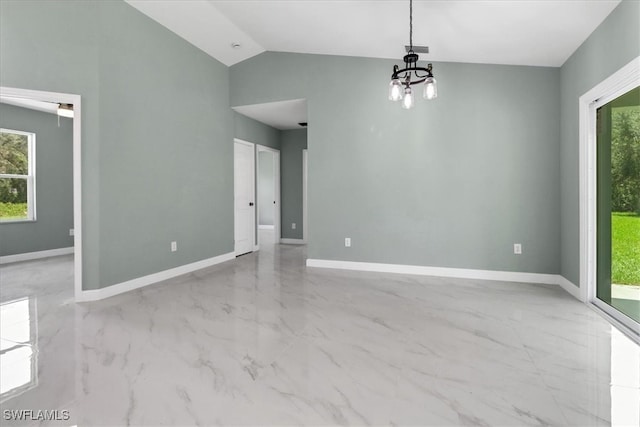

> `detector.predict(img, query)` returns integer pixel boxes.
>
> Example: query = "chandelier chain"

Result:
[409,0,413,50]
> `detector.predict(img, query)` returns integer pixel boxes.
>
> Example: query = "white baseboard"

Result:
[77,251,235,302]
[306,258,573,288]
[259,225,275,230]
[557,276,582,301]
[280,238,305,245]
[0,247,74,265]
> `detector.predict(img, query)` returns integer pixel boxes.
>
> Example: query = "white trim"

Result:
[280,238,305,245]
[0,173,33,179]
[0,247,74,265]
[259,225,275,230]
[0,87,82,302]
[307,258,563,285]
[557,275,581,300]
[579,56,640,334]
[76,252,235,302]
[302,148,308,244]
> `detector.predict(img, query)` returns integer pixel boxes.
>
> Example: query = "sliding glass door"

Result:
[596,86,640,324]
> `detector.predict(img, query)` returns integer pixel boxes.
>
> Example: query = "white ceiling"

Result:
[233,99,307,130]
[125,0,265,66]
[127,0,621,67]
[127,0,621,129]
[1,96,58,115]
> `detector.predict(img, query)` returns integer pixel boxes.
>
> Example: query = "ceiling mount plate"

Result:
[405,45,429,54]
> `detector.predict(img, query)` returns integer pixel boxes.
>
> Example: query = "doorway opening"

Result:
[232,99,308,248]
[580,57,640,340]
[595,86,640,324]
[257,145,280,250]
[0,86,82,301]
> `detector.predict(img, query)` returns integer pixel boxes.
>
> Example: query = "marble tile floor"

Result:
[0,239,639,426]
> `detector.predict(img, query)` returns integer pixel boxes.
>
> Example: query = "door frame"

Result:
[0,86,83,302]
[303,148,308,243]
[234,138,256,255]
[579,56,640,340]
[256,144,281,246]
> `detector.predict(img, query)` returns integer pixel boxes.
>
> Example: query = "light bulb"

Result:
[423,77,438,100]
[402,86,414,109]
[388,79,403,101]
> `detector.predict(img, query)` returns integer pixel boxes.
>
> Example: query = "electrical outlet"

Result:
[514,243,522,255]
[69,228,74,236]
[345,237,351,247]
[171,241,177,252]
[292,223,296,229]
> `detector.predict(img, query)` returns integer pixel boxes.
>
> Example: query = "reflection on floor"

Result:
[258,228,276,250]
[612,284,640,323]
[0,246,639,426]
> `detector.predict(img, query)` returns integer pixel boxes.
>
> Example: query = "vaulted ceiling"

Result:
[125,0,621,67]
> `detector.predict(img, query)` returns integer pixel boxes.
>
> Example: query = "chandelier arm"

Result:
[392,66,433,80]
[405,77,428,86]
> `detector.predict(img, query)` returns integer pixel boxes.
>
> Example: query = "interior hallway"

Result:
[1,239,638,426]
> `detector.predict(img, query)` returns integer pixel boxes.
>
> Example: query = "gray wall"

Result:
[234,112,281,150]
[258,150,275,226]
[281,129,307,240]
[1,1,233,290]
[231,53,561,273]
[0,104,74,256]
[559,0,640,286]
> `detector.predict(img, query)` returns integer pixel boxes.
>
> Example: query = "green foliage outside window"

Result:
[611,108,640,215]
[611,105,640,286]
[0,131,30,220]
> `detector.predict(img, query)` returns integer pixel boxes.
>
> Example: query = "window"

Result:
[0,128,35,222]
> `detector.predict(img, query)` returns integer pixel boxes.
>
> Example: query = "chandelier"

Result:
[388,0,438,109]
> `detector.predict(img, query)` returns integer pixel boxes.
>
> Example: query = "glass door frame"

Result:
[579,56,640,342]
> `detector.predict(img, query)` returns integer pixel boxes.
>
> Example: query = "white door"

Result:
[234,140,255,256]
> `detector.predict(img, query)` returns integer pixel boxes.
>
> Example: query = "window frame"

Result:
[0,128,36,223]
[579,56,640,343]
